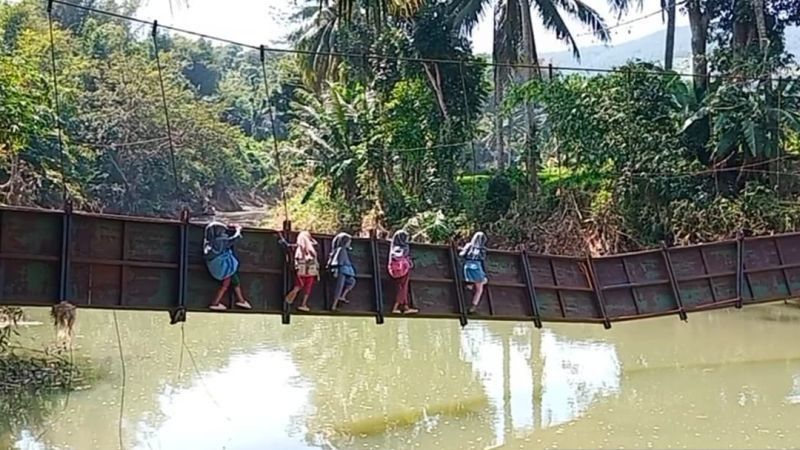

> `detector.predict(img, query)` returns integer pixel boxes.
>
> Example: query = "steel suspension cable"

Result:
[457,60,479,213]
[112,310,127,450]
[151,21,181,196]
[46,0,68,205]
[48,0,784,84]
[260,45,290,223]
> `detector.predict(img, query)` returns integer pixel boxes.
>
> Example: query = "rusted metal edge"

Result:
[7,203,800,265]
[448,242,468,327]
[170,209,189,325]
[584,254,612,329]
[3,290,793,325]
[772,237,794,297]
[546,259,567,319]
[369,231,385,325]
[281,220,292,325]
[697,246,718,303]
[58,201,72,303]
[619,257,642,316]
[520,250,542,328]
[660,242,688,321]
[0,210,4,301]
[736,232,744,309]
[320,238,332,311]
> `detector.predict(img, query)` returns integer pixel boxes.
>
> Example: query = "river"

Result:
[2,303,800,449]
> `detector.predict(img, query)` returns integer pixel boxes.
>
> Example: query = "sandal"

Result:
[392,309,402,314]
[468,305,477,314]
[404,308,419,314]
[209,304,227,311]
[297,305,310,312]
[235,301,252,310]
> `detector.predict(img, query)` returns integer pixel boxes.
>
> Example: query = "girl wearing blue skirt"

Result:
[460,231,488,314]
[204,221,252,311]
[327,232,356,311]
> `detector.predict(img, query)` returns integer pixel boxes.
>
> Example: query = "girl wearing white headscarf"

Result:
[203,221,252,311]
[460,231,488,314]
[285,231,319,312]
[387,230,417,314]
[327,232,356,310]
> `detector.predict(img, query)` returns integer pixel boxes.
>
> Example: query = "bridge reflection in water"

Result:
[6,304,800,450]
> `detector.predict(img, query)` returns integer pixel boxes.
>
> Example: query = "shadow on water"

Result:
[3,303,800,449]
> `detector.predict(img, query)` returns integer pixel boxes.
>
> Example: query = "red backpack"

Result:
[388,256,411,279]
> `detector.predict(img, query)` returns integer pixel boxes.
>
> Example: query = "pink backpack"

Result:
[388,256,411,279]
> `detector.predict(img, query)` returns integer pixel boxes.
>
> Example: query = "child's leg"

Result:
[332,273,346,310]
[285,276,302,304]
[341,276,355,300]
[210,277,232,309]
[394,274,410,313]
[398,275,417,313]
[298,293,310,310]
[297,277,313,311]
[231,273,252,309]
[469,281,485,312]
[285,286,300,304]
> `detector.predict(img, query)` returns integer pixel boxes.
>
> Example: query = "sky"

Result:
[136,0,690,58]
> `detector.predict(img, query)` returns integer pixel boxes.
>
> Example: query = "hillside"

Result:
[540,25,800,72]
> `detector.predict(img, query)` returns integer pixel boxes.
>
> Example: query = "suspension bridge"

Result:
[1,204,797,327]
[2,1,798,327]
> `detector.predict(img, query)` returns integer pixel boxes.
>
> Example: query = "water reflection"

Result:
[539,329,620,428]
[4,304,800,449]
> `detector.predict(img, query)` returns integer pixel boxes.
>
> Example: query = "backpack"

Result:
[295,255,319,277]
[387,256,411,279]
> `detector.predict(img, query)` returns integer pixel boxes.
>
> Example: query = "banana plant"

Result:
[681,78,800,165]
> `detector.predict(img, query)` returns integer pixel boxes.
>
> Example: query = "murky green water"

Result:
[3,303,800,449]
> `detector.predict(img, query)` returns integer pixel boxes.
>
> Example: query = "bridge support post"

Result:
[170,208,189,325]
[736,231,744,309]
[57,200,73,304]
[520,250,542,329]
[584,253,612,329]
[281,220,292,325]
[660,242,688,321]
[369,229,385,325]
[449,242,468,327]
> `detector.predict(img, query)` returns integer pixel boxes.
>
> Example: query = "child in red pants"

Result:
[388,230,417,314]
[284,231,319,312]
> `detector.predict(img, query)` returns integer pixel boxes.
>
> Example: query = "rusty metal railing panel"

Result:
[0,209,61,305]
[186,223,284,312]
[68,214,180,309]
[3,205,800,326]
[741,235,798,303]
[668,242,739,309]
[480,251,531,319]
[773,234,800,295]
[593,251,677,319]
[527,255,600,322]
[400,243,460,317]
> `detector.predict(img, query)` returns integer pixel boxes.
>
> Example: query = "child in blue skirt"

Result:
[460,231,488,314]
[204,221,252,311]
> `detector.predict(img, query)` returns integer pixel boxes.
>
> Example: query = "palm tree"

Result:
[310,0,636,176]
[751,0,768,54]
[663,0,676,70]
[445,0,636,172]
